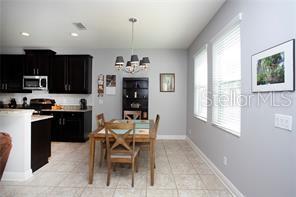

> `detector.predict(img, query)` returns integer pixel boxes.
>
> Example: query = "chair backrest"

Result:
[123,110,141,120]
[96,113,105,129]
[154,114,160,137]
[104,121,136,157]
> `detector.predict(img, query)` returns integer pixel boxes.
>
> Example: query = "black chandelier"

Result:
[114,17,150,74]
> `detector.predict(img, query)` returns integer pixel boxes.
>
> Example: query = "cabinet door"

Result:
[0,55,25,92]
[49,56,67,93]
[36,55,50,75]
[31,119,51,172]
[51,113,63,141]
[67,56,87,93]
[63,113,82,141]
[24,54,36,75]
[25,54,50,75]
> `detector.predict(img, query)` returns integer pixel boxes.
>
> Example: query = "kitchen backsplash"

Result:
[0,91,92,105]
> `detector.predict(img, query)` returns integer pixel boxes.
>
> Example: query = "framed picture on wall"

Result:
[252,39,295,92]
[106,75,116,95]
[160,73,175,92]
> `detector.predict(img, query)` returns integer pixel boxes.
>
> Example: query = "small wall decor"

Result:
[252,39,295,92]
[106,75,116,95]
[98,74,104,97]
[160,73,175,92]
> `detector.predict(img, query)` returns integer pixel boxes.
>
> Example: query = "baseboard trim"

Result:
[186,137,244,197]
[2,169,33,181]
[157,135,186,140]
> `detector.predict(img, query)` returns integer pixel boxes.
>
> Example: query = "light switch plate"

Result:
[99,99,103,104]
[274,114,293,131]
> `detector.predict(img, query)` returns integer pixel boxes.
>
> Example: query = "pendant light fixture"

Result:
[114,17,150,74]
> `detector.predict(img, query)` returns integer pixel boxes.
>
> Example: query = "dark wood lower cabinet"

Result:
[31,119,51,172]
[41,111,92,142]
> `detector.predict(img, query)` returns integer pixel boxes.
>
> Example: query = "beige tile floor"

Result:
[0,140,233,197]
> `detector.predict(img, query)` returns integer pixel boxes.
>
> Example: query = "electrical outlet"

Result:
[99,99,103,104]
[274,114,292,131]
[223,156,228,166]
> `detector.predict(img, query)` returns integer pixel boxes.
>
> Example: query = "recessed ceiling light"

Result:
[71,32,79,37]
[21,32,30,37]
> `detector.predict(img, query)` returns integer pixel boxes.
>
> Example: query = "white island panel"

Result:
[0,109,34,181]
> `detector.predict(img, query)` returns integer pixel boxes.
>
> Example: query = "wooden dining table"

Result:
[88,119,156,186]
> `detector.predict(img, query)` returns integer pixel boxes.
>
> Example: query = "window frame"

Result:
[193,44,208,121]
[211,13,242,137]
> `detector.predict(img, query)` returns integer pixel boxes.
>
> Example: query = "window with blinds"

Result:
[194,46,208,120]
[212,22,241,135]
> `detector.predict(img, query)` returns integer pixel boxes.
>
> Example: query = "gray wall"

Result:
[0,48,187,135]
[187,0,296,196]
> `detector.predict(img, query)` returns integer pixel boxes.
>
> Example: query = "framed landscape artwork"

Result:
[252,39,295,92]
[160,73,175,92]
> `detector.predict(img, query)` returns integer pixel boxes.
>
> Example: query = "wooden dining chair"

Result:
[105,121,140,187]
[123,110,142,120]
[96,113,106,167]
[137,114,160,168]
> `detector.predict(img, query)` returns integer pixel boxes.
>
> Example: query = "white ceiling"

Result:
[0,0,225,49]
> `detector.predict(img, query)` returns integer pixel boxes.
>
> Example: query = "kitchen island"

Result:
[0,109,52,181]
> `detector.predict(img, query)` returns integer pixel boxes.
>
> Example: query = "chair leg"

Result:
[135,157,139,172]
[107,160,111,186]
[113,163,117,172]
[99,142,104,167]
[131,161,135,187]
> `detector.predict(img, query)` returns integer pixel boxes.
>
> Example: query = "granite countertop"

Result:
[0,108,34,115]
[41,106,92,112]
[31,115,53,122]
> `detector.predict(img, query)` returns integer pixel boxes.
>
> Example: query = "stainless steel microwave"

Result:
[23,76,48,90]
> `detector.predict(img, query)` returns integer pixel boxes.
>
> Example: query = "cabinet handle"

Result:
[5,84,7,90]
[59,118,62,125]
[1,84,3,90]
[37,69,39,75]
[65,84,67,91]
[68,84,71,91]
[63,118,66,125]
[33,68,35,75]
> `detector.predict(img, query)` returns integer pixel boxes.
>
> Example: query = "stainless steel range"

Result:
[30,98,55,112]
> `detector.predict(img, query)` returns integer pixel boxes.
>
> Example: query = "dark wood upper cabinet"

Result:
[24,50,56,76]
[49,55,92,94]
[0,54,31,93]
[50,55,68,93]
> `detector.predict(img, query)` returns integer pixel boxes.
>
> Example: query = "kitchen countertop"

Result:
[0,108,34,115]
[31,115,53,122]
[41,106,92,112]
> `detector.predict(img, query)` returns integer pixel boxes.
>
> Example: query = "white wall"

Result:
[187,0,296,196]
[0,48,187,136]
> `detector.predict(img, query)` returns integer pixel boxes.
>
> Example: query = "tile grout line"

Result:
[163,141,180,197]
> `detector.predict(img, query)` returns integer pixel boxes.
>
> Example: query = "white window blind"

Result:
[212,22,241,135]
[194,46,208,120]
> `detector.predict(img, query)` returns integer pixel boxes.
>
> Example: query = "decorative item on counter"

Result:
[106,75,116,95]
[252,39,295,92]
[160,73,175,92]
[98,74,104,97]
[22,97,29,109]
[134,91,137,98]
[80,99,87,110]
[51,104,63,110]
[8,98,17,108]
